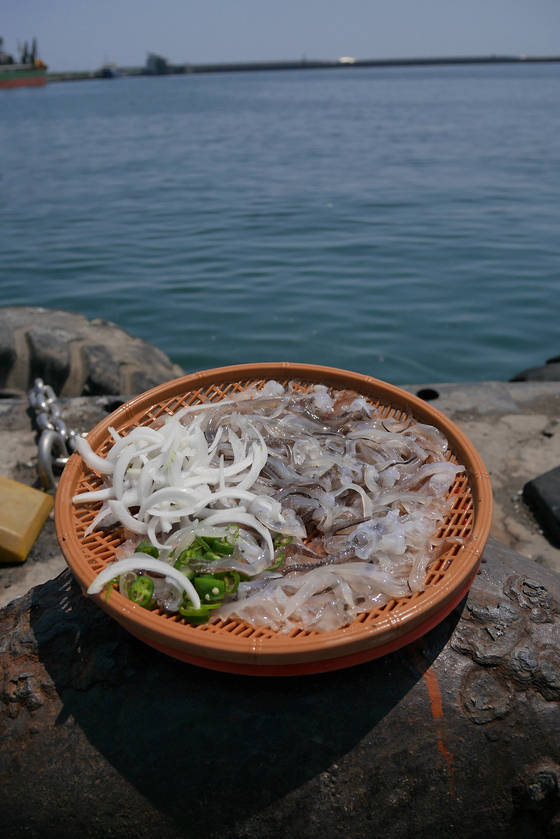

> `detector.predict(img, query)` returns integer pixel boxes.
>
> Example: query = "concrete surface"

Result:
[402,381,560,573]
[1,380,559,609]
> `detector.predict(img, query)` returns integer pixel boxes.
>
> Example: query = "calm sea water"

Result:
[1,63,559,385]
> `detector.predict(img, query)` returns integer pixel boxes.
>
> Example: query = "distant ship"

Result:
[0,37,48,89]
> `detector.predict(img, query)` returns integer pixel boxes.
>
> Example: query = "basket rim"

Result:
[55,362,493,668]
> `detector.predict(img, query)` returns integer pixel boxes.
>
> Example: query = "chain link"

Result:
[28,378,82,491]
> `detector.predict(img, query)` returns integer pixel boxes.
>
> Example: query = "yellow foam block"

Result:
[0,475,54,563]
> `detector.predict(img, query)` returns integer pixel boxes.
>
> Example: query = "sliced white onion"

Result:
[75,436,115,475]
[87,554,201,609]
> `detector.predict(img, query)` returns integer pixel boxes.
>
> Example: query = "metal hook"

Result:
[37,430,70,492]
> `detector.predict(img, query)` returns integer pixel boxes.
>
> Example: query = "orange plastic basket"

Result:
[55,363,492,676]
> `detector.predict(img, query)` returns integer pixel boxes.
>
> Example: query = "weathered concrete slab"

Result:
[1,537,559,838]
[401,380,560,420]
[401,380,521,416]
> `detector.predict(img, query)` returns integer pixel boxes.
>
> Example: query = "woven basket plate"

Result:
[55,363,493,676]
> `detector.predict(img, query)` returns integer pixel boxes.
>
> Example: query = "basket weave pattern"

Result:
[56,364,492,670]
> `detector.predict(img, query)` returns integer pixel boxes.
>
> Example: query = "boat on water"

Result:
[96,63,121,79]
[0,37,47,89]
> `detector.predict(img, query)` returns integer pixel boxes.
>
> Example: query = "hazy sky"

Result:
[3,0,560,73]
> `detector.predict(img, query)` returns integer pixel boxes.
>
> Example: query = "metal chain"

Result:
[28,378,81,491]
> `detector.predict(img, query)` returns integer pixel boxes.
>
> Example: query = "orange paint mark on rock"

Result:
[410,645,456,798]
[422,665,443,719]
[437,735,456,798]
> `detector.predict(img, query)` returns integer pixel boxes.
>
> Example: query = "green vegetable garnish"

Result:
[135,540,159,559]
[128,575,155,607]
[173,551,196,578]
[199,536,235,556]
[214,570,240,594]
[194,575,226,604]
[179,603,222,624]
[105,577,119,602]
[266,534,293,570]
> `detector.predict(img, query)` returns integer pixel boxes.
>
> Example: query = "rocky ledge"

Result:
[0,306,183,398]
[1,538,560,838]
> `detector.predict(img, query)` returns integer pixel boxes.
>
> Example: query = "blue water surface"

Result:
[1,63,559,384]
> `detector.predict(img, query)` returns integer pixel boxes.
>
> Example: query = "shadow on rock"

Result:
[28,570,459,837]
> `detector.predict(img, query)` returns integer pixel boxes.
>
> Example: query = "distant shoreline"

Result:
[47,53,560,82]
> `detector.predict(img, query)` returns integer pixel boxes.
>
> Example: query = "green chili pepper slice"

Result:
[274,535,293,547]
[135,540,159,559]
[179,603,221,624]
[121,572,137,592]
[267,534,293,571]
[226,524,240,544]
[128,575,155,607]
[194,536,212,553]
[214,570,240,594]
[194,575,226,604]
[200,536,235,556]
[173,552,196,578]
[266,551,285,571]
[182,548,207,562]
[105,576,120,602]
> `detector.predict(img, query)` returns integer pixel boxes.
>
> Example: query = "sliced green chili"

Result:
[274,535,293,548]
[267,535,292,571]
[173,552,196,578]
[105,576,119,602]
[226,524,240,544]
[266,551,285,571]
[122,572,137,593]
[194,535,212,553]
[214,570,240,594]
[179,603,221,624]
[201,536,235,556]
[135,540,159,559]
[128,575,155,607]
[194,575,226,604]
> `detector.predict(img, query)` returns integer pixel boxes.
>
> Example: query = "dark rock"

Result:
[0,331,17,390]
[513,763,559,812]
[2,537,560,838]
[127,367,164,394]
[0,307,184,397]
[510,363,560,383]
[461,668,513,723]
[523,466,560,548]
[26,326,72,394]
[80,344,121,396]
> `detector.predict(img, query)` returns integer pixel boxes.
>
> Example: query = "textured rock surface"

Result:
[0,307,184,397]
[1,538,559,838]
[524,467,560,548]
[510,356,560,383]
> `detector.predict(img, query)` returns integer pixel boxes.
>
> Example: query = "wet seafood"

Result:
[74,380,464,633]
